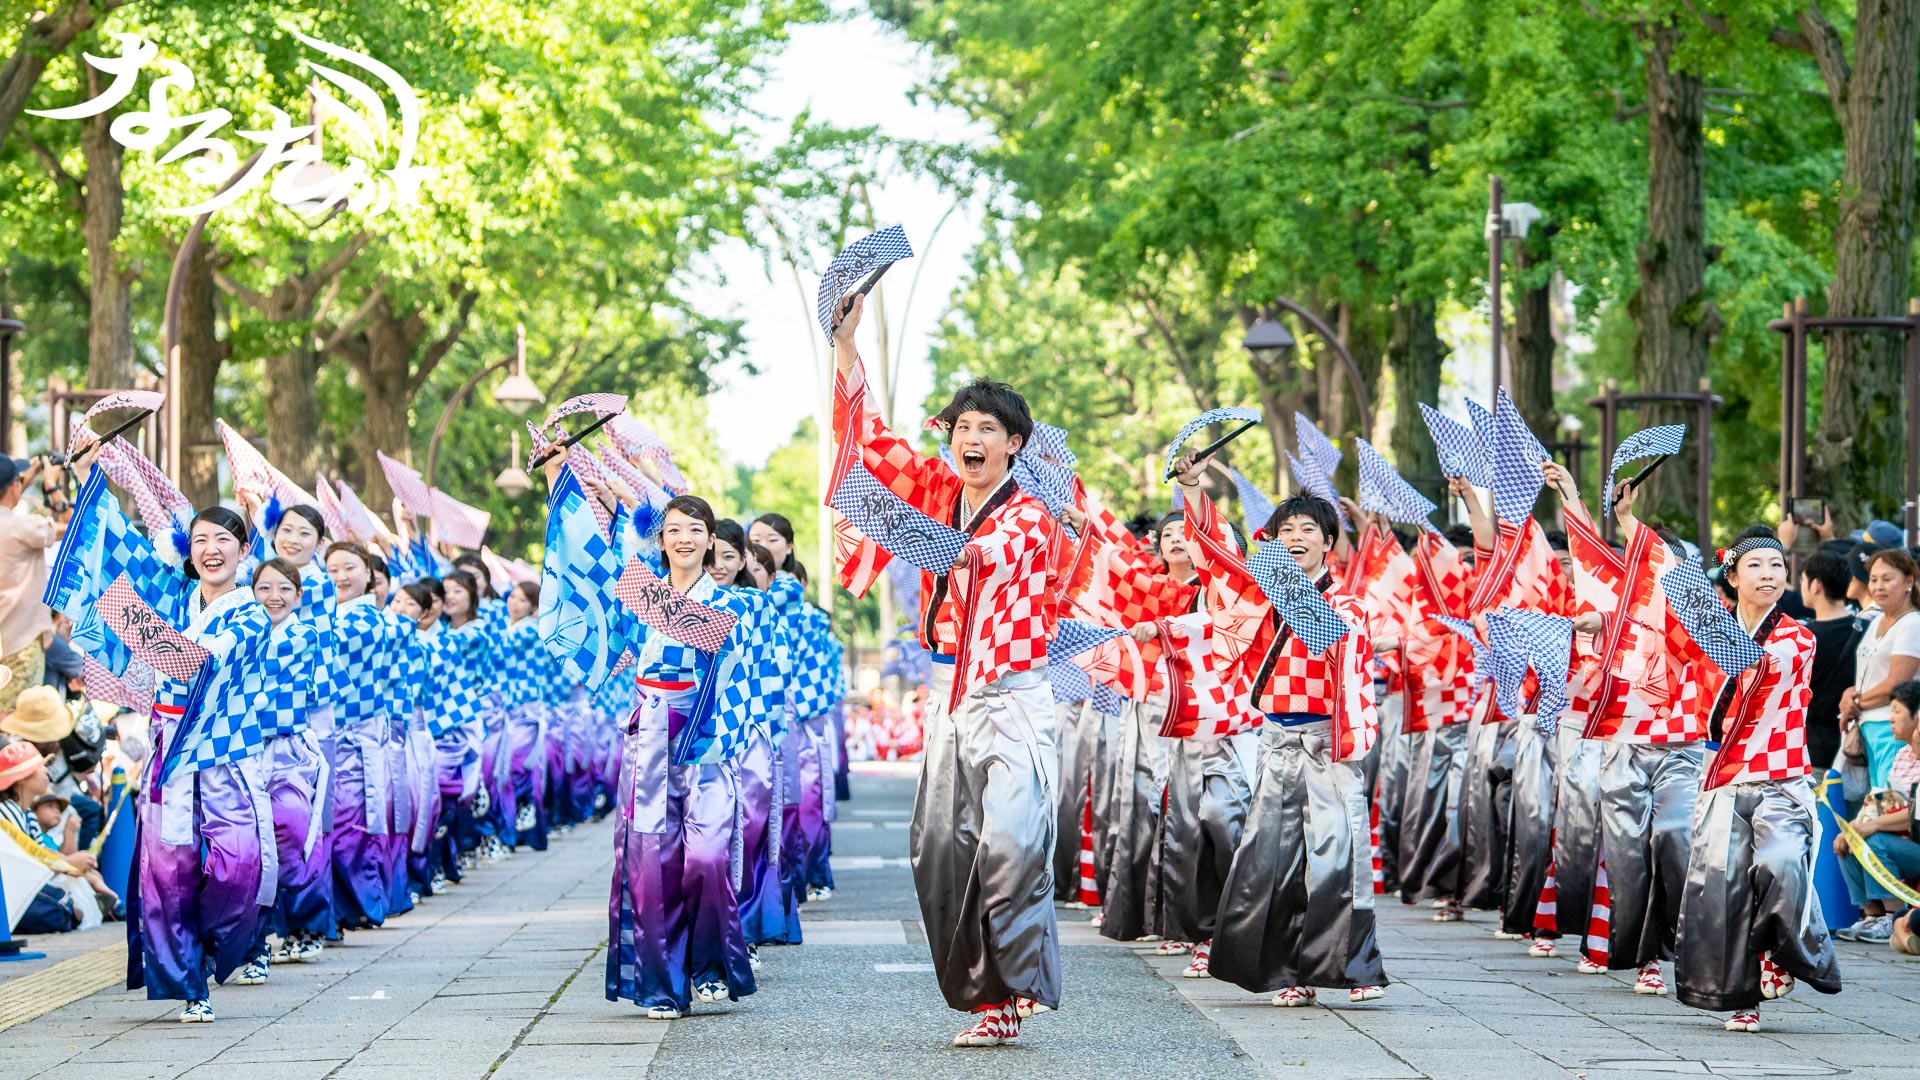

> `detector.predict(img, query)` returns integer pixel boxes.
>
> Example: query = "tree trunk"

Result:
[1388,295,1447,509]
[80,62,131,390]
[1808,0,1920,525]
[352,301,426,508]
[1508,235,1557,438]
[175,239,227,508]
[265,345,323,478]
[0,0,126,158]
[1629,20,1719,535]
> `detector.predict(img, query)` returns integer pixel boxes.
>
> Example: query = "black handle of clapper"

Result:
[1611,454,1670,506]
[530,410,620,469]
[1165,419,1261,481]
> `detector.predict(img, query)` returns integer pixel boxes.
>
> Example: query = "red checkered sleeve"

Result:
[1179,486,1277,670]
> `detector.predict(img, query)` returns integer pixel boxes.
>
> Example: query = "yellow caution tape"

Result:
[1815,776,1920,910]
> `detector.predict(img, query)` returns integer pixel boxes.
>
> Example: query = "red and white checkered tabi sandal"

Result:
[1271,986,1317,1007]
[1633,961,1666,995]
[1527,937,1558,958]
[954,1000,1020,1047]
[1725,1010,1760,1032]
[1181,941,1211,979]
[1155,940,1192,955]
[1349,986,1384,1002]
[1760,952,1794,1000]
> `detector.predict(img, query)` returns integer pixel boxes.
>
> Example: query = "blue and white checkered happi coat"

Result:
[330,598,403,726]
[786,605,837,722]
[243,616,320,740]
[164,603,279,778]
[420,630,487,737]
[495,618,550,708]
[722,588,788,737]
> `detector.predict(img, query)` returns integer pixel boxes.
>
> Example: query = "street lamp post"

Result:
[1245,298,1372,419]
[425,322,545,491]
[0,313,22,455]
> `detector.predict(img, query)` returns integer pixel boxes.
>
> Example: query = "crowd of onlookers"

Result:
[842,686,927,764]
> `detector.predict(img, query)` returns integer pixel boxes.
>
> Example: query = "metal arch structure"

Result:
[1587,378,1723,554]
[1770,295,1920,546]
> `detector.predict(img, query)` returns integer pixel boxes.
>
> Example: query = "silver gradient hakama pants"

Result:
[910,663,1061,1012]
[1675,777,1842,1012]
[1547,728,1606,943]
[1601,741,1700,968]
[1498,719,1557,936]
[1398,722,1467,902]
[1210,720,1386,993]
[1147,736,1250,943]
[1098,698,1168,941]
[1052,702,1089,902]
[1373,688,1407,895]
[1459,717,1517,910]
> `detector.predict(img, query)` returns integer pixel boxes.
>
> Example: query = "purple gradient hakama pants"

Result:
[737,723,800,944]
[332,719,392,928]
[508,702,550,851]
[130,754,270,1001]
[782,716,832,895]
[481,694,516,847]
[265,729,335,941]
[607,690,756,1012]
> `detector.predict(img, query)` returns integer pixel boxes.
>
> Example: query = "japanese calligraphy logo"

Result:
[31,31,434,218]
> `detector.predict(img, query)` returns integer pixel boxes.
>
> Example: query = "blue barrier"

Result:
[1812,769,1860,933]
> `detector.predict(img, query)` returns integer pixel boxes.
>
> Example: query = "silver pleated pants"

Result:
[1148,736,1250,943]
[1547,728,1606,941]
[910,663,1062,1011]
[1498,719,1557,936]
[1398,721,1468,902]
[1675,777,1843,1012]
[1210,721,1387,993]
[1460,717,1517,910]
[1598,741,1700,967]
[1098,699,1169,941]
[1373,688,1407,894]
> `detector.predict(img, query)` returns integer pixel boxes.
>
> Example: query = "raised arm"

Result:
[831,294,961,517]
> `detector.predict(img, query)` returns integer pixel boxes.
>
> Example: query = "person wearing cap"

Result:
[0,738,103,932]
[0,454,67,712]
[1,684,106,850]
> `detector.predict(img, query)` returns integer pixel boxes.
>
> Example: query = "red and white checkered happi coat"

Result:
[1566,502,1706,744]
[1472,517,1571,617]
[1633,531,1811,785]
[1180,486,1377,760]
[833,354,1059,707]
[1157,611,1263,739]
[1398,532,1476,732]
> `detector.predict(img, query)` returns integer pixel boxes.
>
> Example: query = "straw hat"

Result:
[1,686,75,743]
[0,740,52,790]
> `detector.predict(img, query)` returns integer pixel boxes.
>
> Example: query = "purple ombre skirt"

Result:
[131,751,270,1001]
[784,715,833,894]
[508,701,550,850]
[738,722,800,944]
[332,718,392,927]
[607,689,756,1011]
[265,728,335,940]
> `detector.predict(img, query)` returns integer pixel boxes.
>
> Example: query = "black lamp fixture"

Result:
[1242,318,1296,365]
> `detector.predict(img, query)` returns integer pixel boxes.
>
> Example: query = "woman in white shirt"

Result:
[1843,549,1920,787]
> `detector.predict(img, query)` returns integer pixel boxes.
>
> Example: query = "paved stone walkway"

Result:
[3,768,1916,1079]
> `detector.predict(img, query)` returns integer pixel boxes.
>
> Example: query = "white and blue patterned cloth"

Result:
[1492,607,1574,734]
[1293,411,1343,478]
[332,597,407,726]
[1357,437,1438,532]
[1602,424,1687,516]
[829,459,968,574]
[1165,407,1262,478]
[1489,388,1550,524]
[1224,464,1275,540]
[1419,402,1492,488]
[1245,542,1350,656]
[539,466,632,691]
[1285,449,1348,531]
[1659,558,1768,679]
[815,225,915,337]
